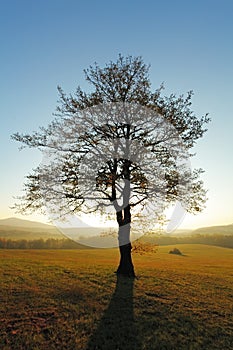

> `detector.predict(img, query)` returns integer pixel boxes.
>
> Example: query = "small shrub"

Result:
[169,247,182,255]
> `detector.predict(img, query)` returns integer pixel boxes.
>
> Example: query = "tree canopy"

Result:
[12,55,210,276]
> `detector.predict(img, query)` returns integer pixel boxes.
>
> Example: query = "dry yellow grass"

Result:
[0,244,232,349]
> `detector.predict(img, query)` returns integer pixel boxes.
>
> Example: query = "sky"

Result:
[0,0,233,230]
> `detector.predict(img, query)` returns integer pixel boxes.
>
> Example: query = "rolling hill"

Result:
[0,217,112,242]
[0,217,63,240]
[0,217,53,229]
[192,224,233,236]
[0,218,233,249]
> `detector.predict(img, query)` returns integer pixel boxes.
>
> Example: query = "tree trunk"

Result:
[114,136,135,277]
[116,242,135,277]
[116,206,136,277]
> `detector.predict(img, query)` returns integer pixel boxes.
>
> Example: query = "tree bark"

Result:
[116,241,135,277]
[114,128,135,277]
[116,206,135,277]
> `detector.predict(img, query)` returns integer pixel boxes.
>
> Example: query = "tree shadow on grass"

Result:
[86,275,141,350]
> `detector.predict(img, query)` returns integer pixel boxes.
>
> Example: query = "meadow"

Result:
[0,244,233,349]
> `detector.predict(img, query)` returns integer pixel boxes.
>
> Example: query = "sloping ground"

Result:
[143,233,233,249]
[0,217,54,228]
[0,245,232,349]
[0,222,111,242]
[193,224,233,236]
[0,225,63,240]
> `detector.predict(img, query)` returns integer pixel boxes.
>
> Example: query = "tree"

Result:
[12,55,210,277]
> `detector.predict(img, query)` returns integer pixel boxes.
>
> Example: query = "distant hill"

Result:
[0,217,113,242]
[0,217,63,240]
[0,217,53,229]
[140,224,233,249]
[0,218,233,248]
[166,228,193,236]
[192,224,233,236]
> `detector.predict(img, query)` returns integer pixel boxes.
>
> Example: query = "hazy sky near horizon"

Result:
[0,0,232,229]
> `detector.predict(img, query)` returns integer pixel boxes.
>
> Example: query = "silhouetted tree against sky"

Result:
[12,55,210,277]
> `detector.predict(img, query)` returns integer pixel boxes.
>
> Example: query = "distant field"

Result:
[0,244,233,349]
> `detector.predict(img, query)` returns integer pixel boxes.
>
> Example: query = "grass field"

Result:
[0,244,233,349]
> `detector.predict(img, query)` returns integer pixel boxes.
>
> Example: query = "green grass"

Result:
[0,245,233,349]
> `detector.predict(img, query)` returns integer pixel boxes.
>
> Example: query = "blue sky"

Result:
[0,0,232,229]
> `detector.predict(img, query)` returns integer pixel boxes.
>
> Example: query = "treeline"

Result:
[150,234,233,249]
[1,234,233,249]
[0,238,86,249]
